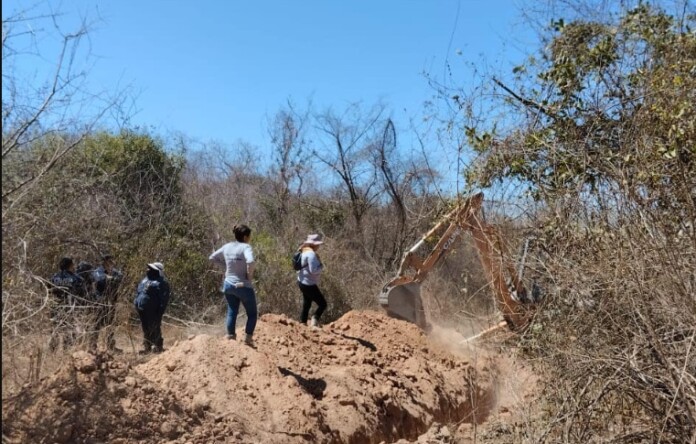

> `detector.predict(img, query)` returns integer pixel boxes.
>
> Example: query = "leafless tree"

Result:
[367,118,438,266]
[266,99,311,227]
[314,103,385,238]
[2,3,129,212]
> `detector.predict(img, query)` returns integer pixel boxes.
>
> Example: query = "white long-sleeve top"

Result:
[297,248,322,286]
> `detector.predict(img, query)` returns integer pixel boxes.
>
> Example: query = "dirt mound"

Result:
[138,311,494,443]
[1,350,231,443]
[3,310,496,443]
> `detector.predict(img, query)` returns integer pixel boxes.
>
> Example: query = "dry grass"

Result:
[504,199,696,443]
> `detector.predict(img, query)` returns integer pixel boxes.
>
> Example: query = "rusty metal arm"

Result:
[385,193,484,288]
[467,212,531,331]
[380,190,534,333]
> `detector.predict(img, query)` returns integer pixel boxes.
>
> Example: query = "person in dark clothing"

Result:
[49,257,85,351]
[75,261,97,345]
[76,261,96,297]
[134,262,170,354]
[91,255,123,351]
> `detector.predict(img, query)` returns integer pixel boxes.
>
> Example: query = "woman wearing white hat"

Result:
[297,234,328,328]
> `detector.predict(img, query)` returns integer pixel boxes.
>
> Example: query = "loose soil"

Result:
[2,310,535,443]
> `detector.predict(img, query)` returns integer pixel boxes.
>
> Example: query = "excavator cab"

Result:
[379,192,535,333]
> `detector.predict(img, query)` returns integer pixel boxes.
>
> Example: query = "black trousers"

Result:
[49,303,77,351]
[298,282,327,323]
[138,308,163,350]
[92,302,117,349]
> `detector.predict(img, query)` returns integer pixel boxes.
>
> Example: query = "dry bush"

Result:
[515,196,695,443]
[428,2,696,441]
[1,130,216,393]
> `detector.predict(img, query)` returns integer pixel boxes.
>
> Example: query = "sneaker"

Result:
[227,334,237,340]
[244,334,254,346]
[310,317,320,329]
[152,346,163,354]
[138,348,151,355]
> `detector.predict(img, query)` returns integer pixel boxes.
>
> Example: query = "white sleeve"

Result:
[209,246,225,263]
[243,244,255,264]
[307,252,322,274]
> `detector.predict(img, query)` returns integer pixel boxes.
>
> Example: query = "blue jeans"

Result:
[223,283,257,336]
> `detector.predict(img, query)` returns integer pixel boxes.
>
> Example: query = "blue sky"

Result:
[3,0,532,167]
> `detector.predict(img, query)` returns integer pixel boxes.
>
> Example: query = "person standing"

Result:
[133,262,170,354]
[91,255,123,351]
[297,234,328,328]
[49,257,85,351]
[75,261,97,343]
[209,224,257,346]
[75,261,96,298]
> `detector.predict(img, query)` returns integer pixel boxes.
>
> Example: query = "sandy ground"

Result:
[2,310,537,443]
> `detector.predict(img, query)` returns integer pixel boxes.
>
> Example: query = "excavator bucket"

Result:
[379,282,428,329]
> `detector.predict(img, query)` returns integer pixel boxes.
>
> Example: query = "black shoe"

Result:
[152,346,163,354]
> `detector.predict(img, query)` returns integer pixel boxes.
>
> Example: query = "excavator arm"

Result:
[468,215,530,330]
[378,192,534,332]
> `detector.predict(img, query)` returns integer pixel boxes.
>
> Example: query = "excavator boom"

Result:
[379,192,534,332]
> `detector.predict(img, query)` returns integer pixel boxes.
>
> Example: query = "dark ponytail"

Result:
[233,224,252,242]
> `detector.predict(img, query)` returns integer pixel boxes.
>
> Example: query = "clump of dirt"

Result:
[385,422,451,443]
[3,310,497,444]
[0,350,238,444]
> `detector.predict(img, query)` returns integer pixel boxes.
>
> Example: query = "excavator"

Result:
[378,192,538,337]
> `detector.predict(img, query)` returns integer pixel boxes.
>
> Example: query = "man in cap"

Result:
[75,261,97,343]
[133,262,170,354]
[48,257,85,351]
[91,254,123,351]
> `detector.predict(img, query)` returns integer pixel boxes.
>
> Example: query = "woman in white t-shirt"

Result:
[209,224,257,345]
